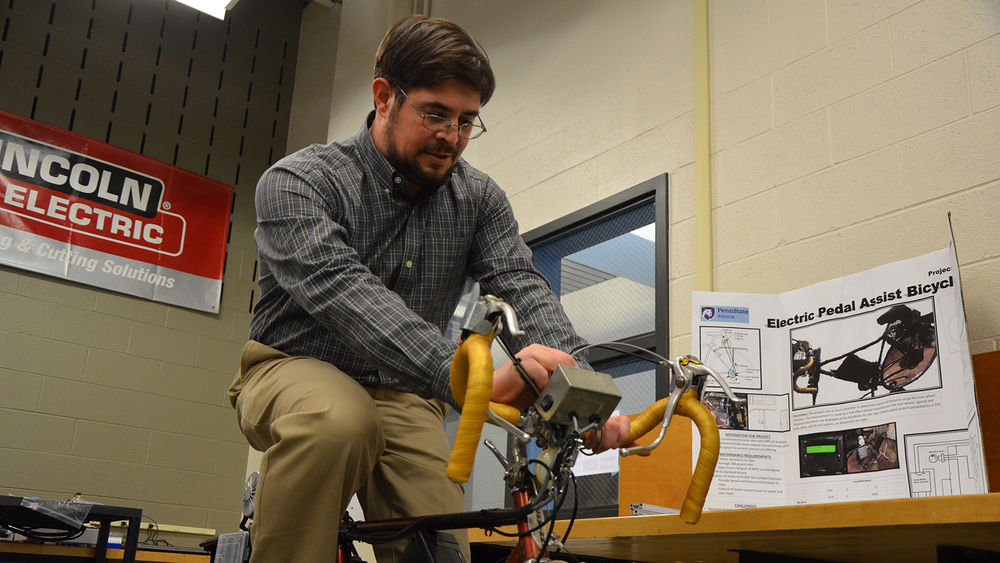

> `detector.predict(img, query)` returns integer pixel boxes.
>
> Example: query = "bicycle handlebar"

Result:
[446,332,520,483]
[446,331,723,525]
[625,390,719,523]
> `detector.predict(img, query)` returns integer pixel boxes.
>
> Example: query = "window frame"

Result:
[521,173,670,399]
[519,173,670,520]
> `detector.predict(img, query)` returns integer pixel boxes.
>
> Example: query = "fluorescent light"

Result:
[173,0,240,20]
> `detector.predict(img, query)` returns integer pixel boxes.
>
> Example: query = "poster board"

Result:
[690,226,987,509]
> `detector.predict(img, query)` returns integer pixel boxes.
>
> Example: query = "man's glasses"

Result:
[398,88,487,140]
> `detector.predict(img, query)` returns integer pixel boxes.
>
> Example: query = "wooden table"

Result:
[470,493,1000,562]
[0,542,208,562]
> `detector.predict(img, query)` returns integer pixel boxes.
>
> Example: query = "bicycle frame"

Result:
[336,295,740,562]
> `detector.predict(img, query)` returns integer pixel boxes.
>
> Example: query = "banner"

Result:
[0,109,233,313]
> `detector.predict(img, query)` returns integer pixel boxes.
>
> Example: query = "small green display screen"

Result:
[806,444,837,454]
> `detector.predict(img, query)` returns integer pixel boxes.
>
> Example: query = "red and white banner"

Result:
[0,109,233,313]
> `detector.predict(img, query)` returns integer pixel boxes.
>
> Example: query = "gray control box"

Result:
[535,365,622,427]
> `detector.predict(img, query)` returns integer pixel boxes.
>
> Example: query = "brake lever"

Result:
[620,359,690,457]
[461,294,540,399]
[488,408,530,443]
[681,356,745,403]
[620,356,744,457]
[460,294,525,338]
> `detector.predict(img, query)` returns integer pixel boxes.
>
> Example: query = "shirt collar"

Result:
[355,111,449,205]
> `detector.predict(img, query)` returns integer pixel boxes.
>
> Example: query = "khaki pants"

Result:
[229,341,469,562]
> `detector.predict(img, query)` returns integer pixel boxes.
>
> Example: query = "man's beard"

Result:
[384,118,459,192]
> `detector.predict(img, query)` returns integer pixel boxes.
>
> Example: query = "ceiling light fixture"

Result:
[173,0,241,20]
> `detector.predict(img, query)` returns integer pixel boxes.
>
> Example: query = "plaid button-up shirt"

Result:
[249,114,586,406]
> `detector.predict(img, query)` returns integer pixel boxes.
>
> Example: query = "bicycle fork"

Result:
[507,488,541,562]
[485,437,554,563]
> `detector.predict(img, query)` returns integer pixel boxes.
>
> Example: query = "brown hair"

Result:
[374,15,495,105]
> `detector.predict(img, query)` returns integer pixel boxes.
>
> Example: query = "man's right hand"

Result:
[490,344,576,410]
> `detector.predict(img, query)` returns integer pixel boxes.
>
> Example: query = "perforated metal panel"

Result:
[0,0,302,528]
[0,0,298,192]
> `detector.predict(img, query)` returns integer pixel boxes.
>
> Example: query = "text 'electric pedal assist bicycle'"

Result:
[333,295,741,562]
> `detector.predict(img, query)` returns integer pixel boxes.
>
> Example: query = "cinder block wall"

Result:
[403,0,997,357]
[705,0,1000,357]
[0,0,299,539]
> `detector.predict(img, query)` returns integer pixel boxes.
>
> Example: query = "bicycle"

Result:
[331,294,742,562]
[792,303,937,406]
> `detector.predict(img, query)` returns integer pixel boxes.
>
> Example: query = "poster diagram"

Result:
[747,394,790,432]
[789,298,942,410]
[703,391,749,430]
[700,326,762,390]
[798,422,899,478]
[905,429,986,497]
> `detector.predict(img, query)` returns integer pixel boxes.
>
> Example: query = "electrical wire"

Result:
[1,522,86,542]
[546,473,585,562]
[571,341,672,367]
[140,514,172,546]
[536,469,567,555]
[577,426,605,456]
[544,440,582,556]
[557,471,579,550]
[481,460,559,539]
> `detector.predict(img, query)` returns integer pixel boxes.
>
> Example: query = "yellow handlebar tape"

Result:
[626,397,668,444]
[626,390,720,524]
[674,390,719,523]
[446,333,521,483]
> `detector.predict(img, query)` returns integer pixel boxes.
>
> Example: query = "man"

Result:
[229,15,633,562]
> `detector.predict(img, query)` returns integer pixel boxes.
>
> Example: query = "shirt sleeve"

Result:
[467,178,590,368]
[254,164,458,405]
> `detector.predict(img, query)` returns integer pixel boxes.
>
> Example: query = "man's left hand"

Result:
[583,415,649,455]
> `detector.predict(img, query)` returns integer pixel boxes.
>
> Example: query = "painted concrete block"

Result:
[129,323,199,365]
[670,163,696,224]
[715,188,779,265]
[107,462,181,504]
[148,431,217,473]
[116,390,190,433]
[0,293,56,338]
[24,452,109,496]
[0,369,41,410]
[774,23,892,126]
[38,377,118,423]
[73,420,150,464]
[712,76,771,151]
[829,53,967,162]
[715,233,843,294]
[186,402,245,443]
[827,0,921,43]
[84,348,160,392]
[0,409,75,453]
[671,216,696,279]
[775,148,901,242]
[899,106,1000,203]
[969,34,1000,113]
[963,258,1000,336]
[4,334,88,380]
[891,0,1000,75]
[715,111,829,205]
[717,0,826,93]
[51,306,131,353]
